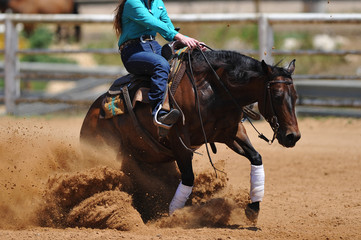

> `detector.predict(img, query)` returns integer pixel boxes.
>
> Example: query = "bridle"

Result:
[262,78,294,144]
[192,45,294,145]
[183,45,293,174]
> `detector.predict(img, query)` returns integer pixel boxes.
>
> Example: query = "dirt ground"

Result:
[0,115,360,240]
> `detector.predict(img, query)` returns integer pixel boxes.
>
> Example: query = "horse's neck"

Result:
[235,77,264,105]
[201,70,263,109]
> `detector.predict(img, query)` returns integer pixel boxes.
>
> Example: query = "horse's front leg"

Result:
[168,139,194,215]
[226,122,265,223]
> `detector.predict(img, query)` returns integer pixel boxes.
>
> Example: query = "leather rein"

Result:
[190,45,294,145]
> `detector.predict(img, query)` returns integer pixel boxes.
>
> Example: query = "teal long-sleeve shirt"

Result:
[118,0,178,47]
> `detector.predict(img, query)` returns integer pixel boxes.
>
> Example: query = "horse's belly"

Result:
[120,133,174,164]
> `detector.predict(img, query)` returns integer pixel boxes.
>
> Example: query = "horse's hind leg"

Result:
[120,152,180,221]
[226,122,264,223]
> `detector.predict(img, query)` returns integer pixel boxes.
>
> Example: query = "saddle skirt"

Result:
[100,44,188,119]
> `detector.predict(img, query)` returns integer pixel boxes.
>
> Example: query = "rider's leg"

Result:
[147,41,180,125]
[120,41,180,126]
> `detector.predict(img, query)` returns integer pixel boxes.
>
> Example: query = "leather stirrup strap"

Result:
[161,61,186,118]
[170,62,186,95]
[122,86,174,157]
[167,85,185,125]
[161,85,170,111]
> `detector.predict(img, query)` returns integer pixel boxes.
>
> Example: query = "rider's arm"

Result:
[123,0,178,41]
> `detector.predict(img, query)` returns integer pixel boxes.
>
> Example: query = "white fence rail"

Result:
[1,13,361,115]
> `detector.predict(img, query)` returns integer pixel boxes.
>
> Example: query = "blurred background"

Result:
[0,0,360,117]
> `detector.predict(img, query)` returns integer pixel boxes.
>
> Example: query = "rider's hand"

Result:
[174,33,206,51]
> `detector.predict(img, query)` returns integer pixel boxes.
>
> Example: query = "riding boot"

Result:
[157,109,180,125]
[153,105,180,130]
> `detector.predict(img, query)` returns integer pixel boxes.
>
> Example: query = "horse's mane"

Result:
[191,50,290,84]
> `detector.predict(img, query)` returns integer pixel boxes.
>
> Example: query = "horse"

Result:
[0,0,80,42]
[80,49,301,223]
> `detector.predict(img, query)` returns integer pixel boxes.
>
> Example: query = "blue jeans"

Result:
[120,40,170,117]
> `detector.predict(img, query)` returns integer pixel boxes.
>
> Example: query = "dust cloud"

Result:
[0,117,250,231]
[0,117,120,229]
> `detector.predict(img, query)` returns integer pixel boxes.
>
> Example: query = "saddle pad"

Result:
[101,94,125,119]
[100,88,150,119]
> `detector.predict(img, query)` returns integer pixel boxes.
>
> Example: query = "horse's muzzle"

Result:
[278,131,301,148]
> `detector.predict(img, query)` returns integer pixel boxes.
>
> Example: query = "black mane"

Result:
[191,50,291,84]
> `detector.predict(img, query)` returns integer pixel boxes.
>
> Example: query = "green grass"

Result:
[20,26,77,65]
[175,23,351,76]
[18,26,78,91]
[22,27,53,49]
[21,54,77,64]
[274,31,314,50]
[274,55,346,75]
[83,33,121,66]
[179,23,259,50]
[1,23,356,90]
[21,80,48,91]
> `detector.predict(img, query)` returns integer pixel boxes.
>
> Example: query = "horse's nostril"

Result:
[286,132,300,143]
[286,133,294,141]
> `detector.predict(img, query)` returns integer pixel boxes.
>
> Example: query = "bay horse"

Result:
[80,49,301,223]
[0,0,80,41]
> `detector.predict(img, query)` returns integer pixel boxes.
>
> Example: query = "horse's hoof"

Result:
[245,202,260,224]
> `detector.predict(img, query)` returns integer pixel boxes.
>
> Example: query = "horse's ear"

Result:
[261,60,273,76]
[287,59,296,74]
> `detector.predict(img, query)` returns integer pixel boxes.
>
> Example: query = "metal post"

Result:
[258,14,274,64]
[4,14,19,115]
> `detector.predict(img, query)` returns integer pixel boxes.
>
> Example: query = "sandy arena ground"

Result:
[0,115,360,239]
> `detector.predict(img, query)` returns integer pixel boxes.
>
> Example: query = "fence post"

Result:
[4,14,19,115]
[258,14,274,64]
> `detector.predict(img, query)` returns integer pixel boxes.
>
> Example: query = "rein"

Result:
[183,45,294,174]
[196,45,293,145]
[186,49,225,176]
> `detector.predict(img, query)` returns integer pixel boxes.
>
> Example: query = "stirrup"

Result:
[153,105,180,130]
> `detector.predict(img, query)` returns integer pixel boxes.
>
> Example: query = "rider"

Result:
[113,0,204,128]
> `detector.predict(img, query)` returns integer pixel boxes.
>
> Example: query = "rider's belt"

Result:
[119,35,156,51]
[140,34,155,42]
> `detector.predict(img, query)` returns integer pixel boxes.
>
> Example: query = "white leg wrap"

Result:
[250,164,265,203]
[169,182,193,215]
